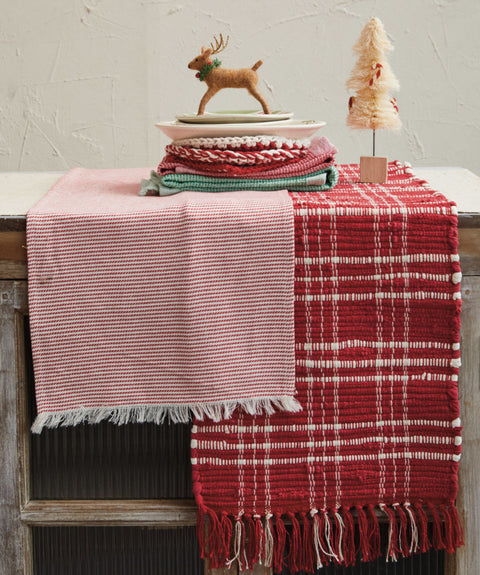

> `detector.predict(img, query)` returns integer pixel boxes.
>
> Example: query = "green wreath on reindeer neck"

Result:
[197,59,222,82]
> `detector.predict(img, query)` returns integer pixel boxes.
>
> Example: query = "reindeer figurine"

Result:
[188,34,271,116]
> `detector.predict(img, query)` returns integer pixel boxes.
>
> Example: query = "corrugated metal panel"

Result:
[279,523,444,574]
[32,525,444,575]
[26,319,193,500]
[29,421,193,499]
[32,526,202,575]
[280,552,444,574]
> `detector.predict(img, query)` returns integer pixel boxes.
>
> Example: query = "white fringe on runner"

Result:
[31,396,302,434]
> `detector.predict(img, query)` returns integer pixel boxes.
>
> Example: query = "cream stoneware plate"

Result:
[176,111,294,124]
[156,120,326,140]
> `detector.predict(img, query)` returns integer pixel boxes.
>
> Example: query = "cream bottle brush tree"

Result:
[346,17,401,183]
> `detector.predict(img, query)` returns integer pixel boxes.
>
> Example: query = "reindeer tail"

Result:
[251,60,263,71]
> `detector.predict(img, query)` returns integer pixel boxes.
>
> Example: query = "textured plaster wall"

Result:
[1,0,479,174]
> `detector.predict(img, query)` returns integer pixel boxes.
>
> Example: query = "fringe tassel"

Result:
[205,508,223,568]
[197,505,206,559]
[220,511,233,564]
[394,504,410,557]
[315,511,330,565]
[342,508,356,566]
[356,505,371,562]
[244,514,256,568]
[240,518,248,571]
[414,502,431,553]
[300,512,314,574]
[264,515,274,568]
[367,504,381,560]
[273,513,287,574]
[334,511,345,563]
[254,515,264,565]
[196,503,464,573]
[323,511,339,563]
[312,512,324,569]
[31,395,302,433]
[405,503,419,555]
[448,505,465,548]
[428,502,446,550]
[381,504,399,561]
[287,512,301,574]
[440,505,454,554]
[226,517,244,570]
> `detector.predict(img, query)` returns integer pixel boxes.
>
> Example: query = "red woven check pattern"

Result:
[192,162,463,571]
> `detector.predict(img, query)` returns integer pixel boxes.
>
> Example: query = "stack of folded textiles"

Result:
[140,135,339,196]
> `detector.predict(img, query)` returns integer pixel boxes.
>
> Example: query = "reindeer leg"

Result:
[198,87,220,115]
[246,86,271,114]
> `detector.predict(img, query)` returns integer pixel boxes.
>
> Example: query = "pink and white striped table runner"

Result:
[27,168,299,433]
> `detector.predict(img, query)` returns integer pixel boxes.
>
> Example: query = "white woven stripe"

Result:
[373,187,387,501]
[298,357,456,368]
[298,340,456,351]
[298,373,456,383]
[316,202,328,513]
[398,183,412,501]
[299,291,457,302]
[264,413,272,515]
[195,451,460,466]
[295,271,455,283]
[252,416,258,515]
[194,417,461,434]
[294,205,457,216]
[326,196,342,509]
[238,410,245,516]
[301,193,317,511]
[297,254,460,265]
[197,435,459,451]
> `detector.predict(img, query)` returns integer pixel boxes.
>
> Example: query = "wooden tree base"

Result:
[360,156,388,184]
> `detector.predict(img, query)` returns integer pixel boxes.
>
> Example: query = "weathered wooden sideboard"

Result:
[1,168,479,575]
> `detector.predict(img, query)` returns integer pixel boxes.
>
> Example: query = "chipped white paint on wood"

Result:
[445,279,480,575]
[21,500,198,527]
[0,281,30,574]
[0,172,62,216]
[0,168,479,216]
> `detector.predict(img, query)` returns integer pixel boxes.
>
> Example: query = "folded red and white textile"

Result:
[165,143,309,166]
[27,168,300,433]
[192,162,463,572]
[158,137,338,179]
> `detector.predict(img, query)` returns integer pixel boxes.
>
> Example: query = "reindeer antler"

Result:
[210,34,229,55]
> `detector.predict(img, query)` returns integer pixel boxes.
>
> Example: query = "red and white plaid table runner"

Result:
[27,168,299,432]
[192,162,463,571]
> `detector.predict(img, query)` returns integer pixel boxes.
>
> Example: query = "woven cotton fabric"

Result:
[158,136,338,179]
[192,162,464,572]
[27,168,300,432]
[165,143,308,165]
[171,136,311,150]
[157,166,339,196]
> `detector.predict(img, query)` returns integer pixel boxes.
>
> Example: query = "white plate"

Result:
[155,120,327,140]
[176,111,294,124]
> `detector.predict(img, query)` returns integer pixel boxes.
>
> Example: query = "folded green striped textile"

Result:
[143,166,339,196]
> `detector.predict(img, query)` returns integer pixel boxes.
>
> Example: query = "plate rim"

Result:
[175,111,294,124]
[156,119,327,129]
[155,120,327,140]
